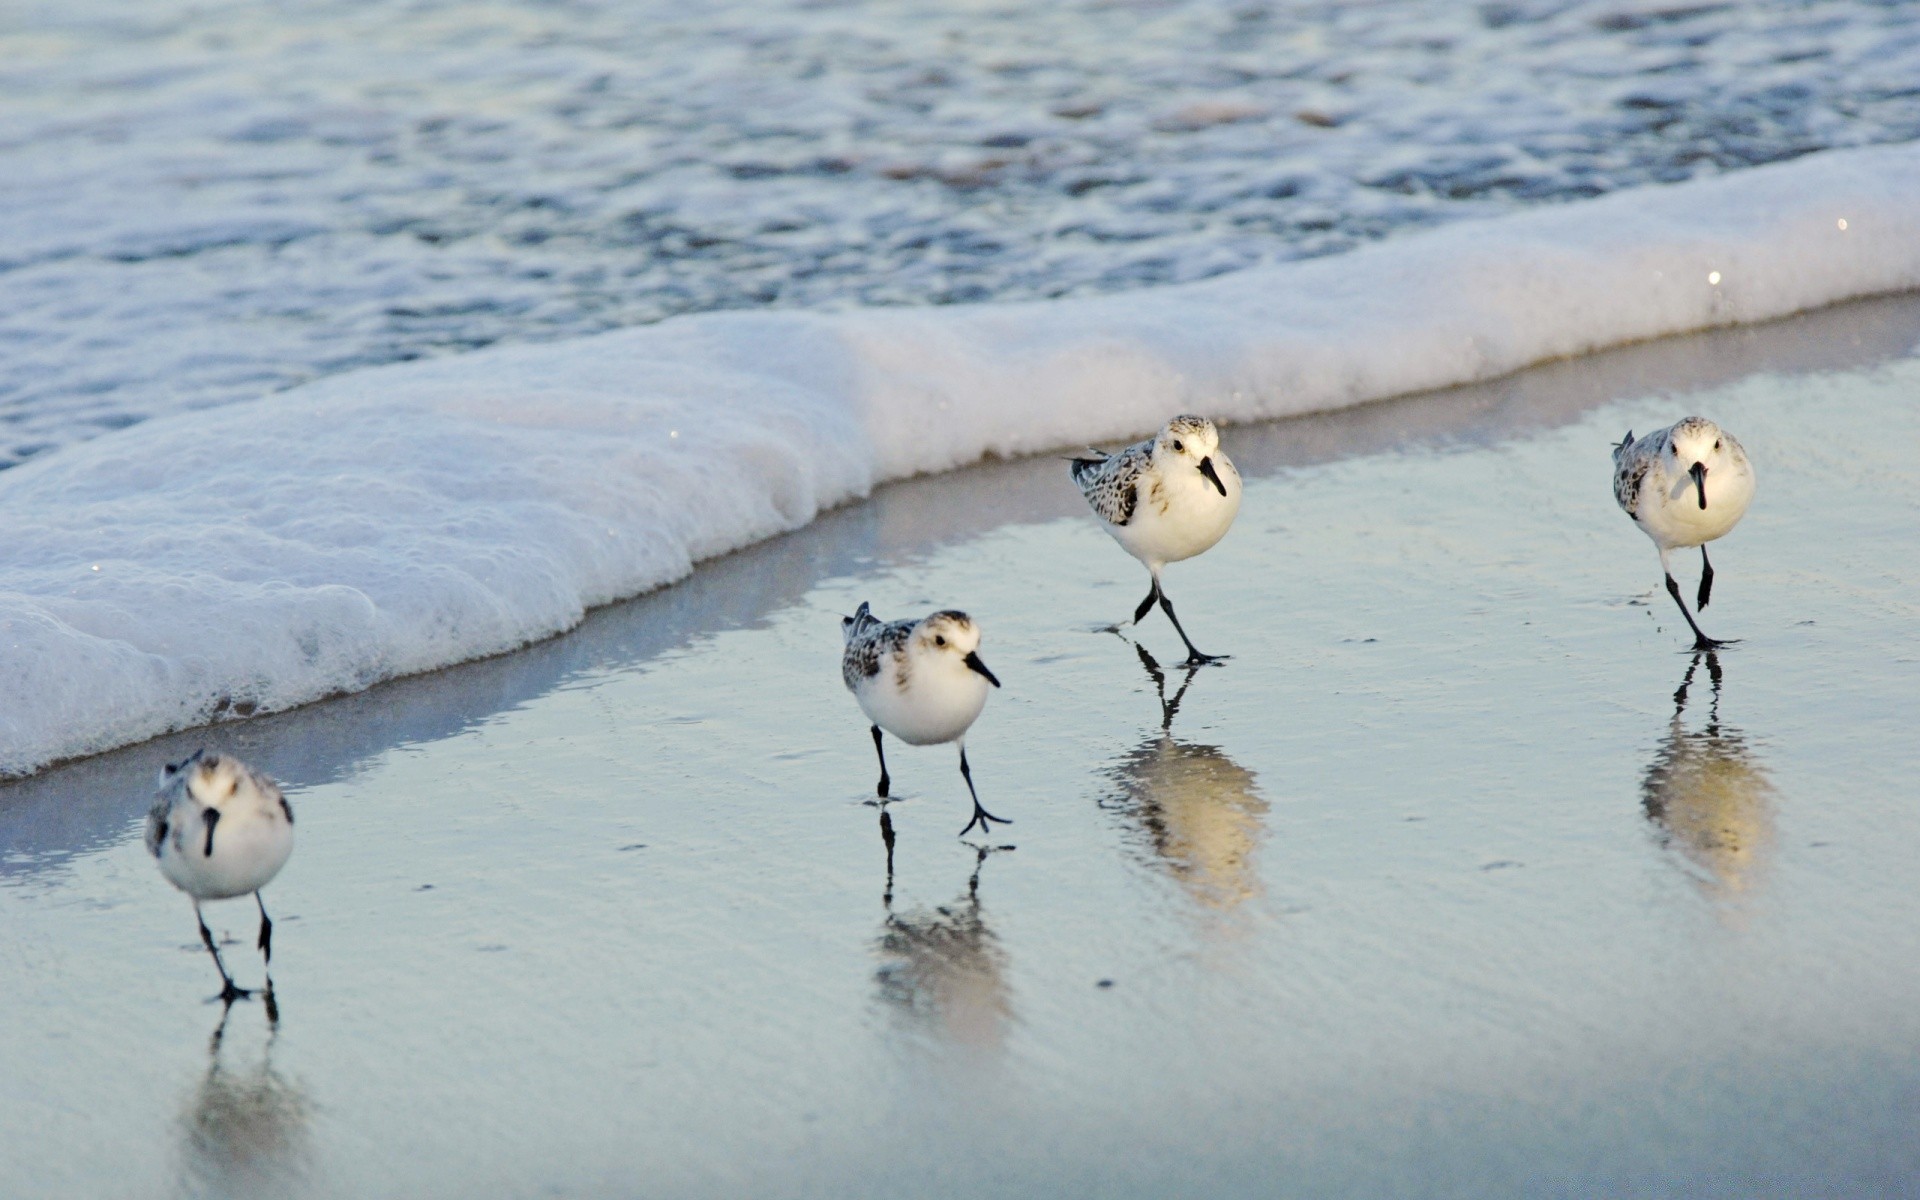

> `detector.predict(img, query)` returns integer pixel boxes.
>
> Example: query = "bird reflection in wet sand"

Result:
[874,845,1012,1050]
[177,1001,312,1199]
[1100,643,1268,911]
[1642,651,1777,897]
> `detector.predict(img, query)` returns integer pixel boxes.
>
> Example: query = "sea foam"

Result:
[4,142,1920,776]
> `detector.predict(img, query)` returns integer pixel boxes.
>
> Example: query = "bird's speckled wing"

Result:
[842,616,914,691]
[1070,438,1152,526]
[841,600,882,644]
[1612,428,1661,520]
[144,791,176,859]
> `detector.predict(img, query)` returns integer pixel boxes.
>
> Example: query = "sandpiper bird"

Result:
[1070,414,1242,664]
[842,603,1006,837]
[1613,416,1755,650]
[146,750,295,1002]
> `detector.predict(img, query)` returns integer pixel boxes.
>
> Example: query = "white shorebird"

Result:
[842,603,1006,837]
[1613,416,1755,650]
[1070,414,1242,665]
[146,750,295,1002]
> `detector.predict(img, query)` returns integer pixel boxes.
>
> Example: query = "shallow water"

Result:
[7,0,1920,467]
[4,295,1920,1198]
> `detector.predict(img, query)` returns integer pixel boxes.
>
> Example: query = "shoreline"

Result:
[5,288,1919,1197]
[4,143,1920,776]
[6,286,1916,827]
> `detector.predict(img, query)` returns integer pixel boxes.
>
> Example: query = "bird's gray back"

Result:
[144,787,182,859]
[1071,438,1152,526]
[1613,428,1664,519]
[842,619,914,690]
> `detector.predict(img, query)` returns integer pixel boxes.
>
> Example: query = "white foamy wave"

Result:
[5,142,1920,776]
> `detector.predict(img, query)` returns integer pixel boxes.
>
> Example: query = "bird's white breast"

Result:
[1636,455,1754,549]
[855,655,990,746]
[157,799,294,901]
[1109,455,1242,569]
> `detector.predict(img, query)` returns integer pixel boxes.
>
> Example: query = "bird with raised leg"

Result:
[1613,415,1755,651]
[1070,414,1241,666]
[146,750,295,1005]
[841,603,1006,838]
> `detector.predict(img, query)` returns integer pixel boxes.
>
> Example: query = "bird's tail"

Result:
[1612,429,1635,460]
[842,601,881,643]
[1066,447,1108,485]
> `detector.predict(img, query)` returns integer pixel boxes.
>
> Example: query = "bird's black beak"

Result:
[964,651,1001,688]
[1689,460,1708,510]
[1198,456,1227,496]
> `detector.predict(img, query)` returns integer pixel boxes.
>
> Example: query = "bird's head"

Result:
[913,611,1000,687]
[1668,416,1732,510]
[160,750,271,811]
[1155,415,1229,495]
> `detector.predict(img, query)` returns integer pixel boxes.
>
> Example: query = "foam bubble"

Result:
[3,142,1919,775]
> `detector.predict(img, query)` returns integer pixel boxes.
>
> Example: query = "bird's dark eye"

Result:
[1714,439,1722,450]
[934,635,946,647]
[1172,440,1184,452]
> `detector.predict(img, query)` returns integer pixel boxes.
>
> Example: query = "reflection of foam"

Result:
[1641,654,1777,896]
[874,854,1010,1051]
[177,1019,313,1199]
[1105,735,1268,910]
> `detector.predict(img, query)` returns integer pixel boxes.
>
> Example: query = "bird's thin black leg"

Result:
[1157,587,1227,666]
[195,901,250,1004]
[254,892,274,966]
[1132,580,1159,626]
[1697,545,1715,611]
[956,746,1011,838]
[1665,573,1727,652]
[870,724,891,799]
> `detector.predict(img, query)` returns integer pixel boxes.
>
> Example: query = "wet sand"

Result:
[4,294,1920,1199]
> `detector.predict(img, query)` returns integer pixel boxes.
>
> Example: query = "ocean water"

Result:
[4,136,1920,778]
[7,2,1920,772]
[4,300,1919,1198]
[5,0,1920,468]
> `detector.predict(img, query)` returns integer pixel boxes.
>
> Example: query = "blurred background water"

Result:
[5,0,1920,467]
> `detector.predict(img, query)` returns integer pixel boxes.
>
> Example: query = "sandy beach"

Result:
[5,294,1918,1198]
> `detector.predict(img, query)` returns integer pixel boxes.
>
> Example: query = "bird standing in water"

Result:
[147,750,295,1003]
[1613,416,1755,650]
[1071,414,1242,665]
[842,603,1005,837]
